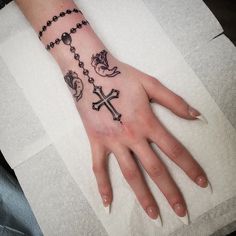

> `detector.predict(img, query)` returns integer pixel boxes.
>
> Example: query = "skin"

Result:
[15,0,210,221]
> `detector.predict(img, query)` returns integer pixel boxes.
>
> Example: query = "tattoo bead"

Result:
[70,46,76,52]
[50,42,54,48]
[39,31,42,37]
[82,20,87,25]
[66,9,72,14]
[73,8,79,13]
[74,54,80,60]
[61,33,72,45]
[59,12,65,17]
[78,62,84,68]
[83,69,89,75]
[46,45,50,50]
[76,23,82,29]
[88,77,94,83]
[46,21,51,26]
[52,16,58,21]
[55,38,61,44]
[70,28,77,33]
[42,26,46,31]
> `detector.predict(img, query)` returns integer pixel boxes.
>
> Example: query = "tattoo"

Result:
[60,32,122,122]
[38,8,83,40]
[45,20,89,51]
[92,86,121,121]
[91,50,120,77]
[64,70,84,102]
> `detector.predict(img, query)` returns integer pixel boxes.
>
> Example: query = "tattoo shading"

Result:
[91,50,120,77]
[61,32,122,122]
[64,70,84,102]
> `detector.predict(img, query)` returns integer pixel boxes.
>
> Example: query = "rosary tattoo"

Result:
[61,32,122,122]
[42,16,122,122]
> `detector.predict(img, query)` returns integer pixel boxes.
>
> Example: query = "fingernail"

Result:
[146,206,162,227]
[102,195,111,214]
[178,212,190,225]
[153,216,163,227]
[188,106,208,124]
[104,204,111,214]
[196,114,208,124]
[173,203,189,224]
[196,176,213,194]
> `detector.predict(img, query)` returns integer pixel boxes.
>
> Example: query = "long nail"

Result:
[146,206,162,227]
[104,204,111,214]
[196,176,213,194]
[102,195,111,214]
[188,106,208,124]
[173,203,190,225]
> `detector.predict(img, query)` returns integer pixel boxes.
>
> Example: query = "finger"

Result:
[131,140,188,219]
[150,119,211,191]
[142,76,207,122]
[113,146,162,223]
[91,145,113,212]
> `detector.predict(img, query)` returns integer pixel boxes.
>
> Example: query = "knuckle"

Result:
[139,194,154,207]
[174,95,185,104]
[186,165,202,178]
[170,142,185,159]
[166,192,183,204]
[123,167,139,181]
[148,164,164,178]
[92,164,104,175]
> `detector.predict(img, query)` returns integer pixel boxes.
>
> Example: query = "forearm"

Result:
[15,0,107,71]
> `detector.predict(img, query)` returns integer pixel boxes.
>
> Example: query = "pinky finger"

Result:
[92,146,113,213]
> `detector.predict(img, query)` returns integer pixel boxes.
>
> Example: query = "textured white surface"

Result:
[143,0,223,55]
[0,0,236,235]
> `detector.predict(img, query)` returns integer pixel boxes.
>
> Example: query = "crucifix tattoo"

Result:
[61,32,122,122]
[92,86,121,121]
[91,50,120,77]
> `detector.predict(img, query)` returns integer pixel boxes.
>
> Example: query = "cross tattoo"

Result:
[92,86,122,121]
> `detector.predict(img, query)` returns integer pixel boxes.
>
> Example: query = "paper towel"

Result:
[0,0,236,235]
[185,35,236,129]
[143,0,223,56]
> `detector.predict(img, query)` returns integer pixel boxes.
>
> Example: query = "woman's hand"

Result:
[65,55,210,224]
[15,0,210,225]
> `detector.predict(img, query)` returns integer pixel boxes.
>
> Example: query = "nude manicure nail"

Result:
[196,176,213,194]
[104,204,111,214]
[177,212,190,225]
[146,206,162,227]
[173,203,190,225]
[153,216,163,227]
[102,195,111,214]
[188,106,208,124]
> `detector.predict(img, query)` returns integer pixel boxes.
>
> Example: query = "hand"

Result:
[68,55,210,224]
[15,0,209,224]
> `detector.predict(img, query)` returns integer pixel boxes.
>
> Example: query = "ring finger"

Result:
[113,145,162,224]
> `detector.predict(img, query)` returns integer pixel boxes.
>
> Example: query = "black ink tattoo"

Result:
[91,50,120,77]
[60,32,122,122]
[64,70,84,102]
[38,8,83,40]
[45,20,89,50]
[92,86,121,121]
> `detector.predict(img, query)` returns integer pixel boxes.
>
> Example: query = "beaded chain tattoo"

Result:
[40,9,122,122]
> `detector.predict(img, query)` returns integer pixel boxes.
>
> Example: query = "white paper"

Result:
[0,0,236,235]
[143,0,223,55]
